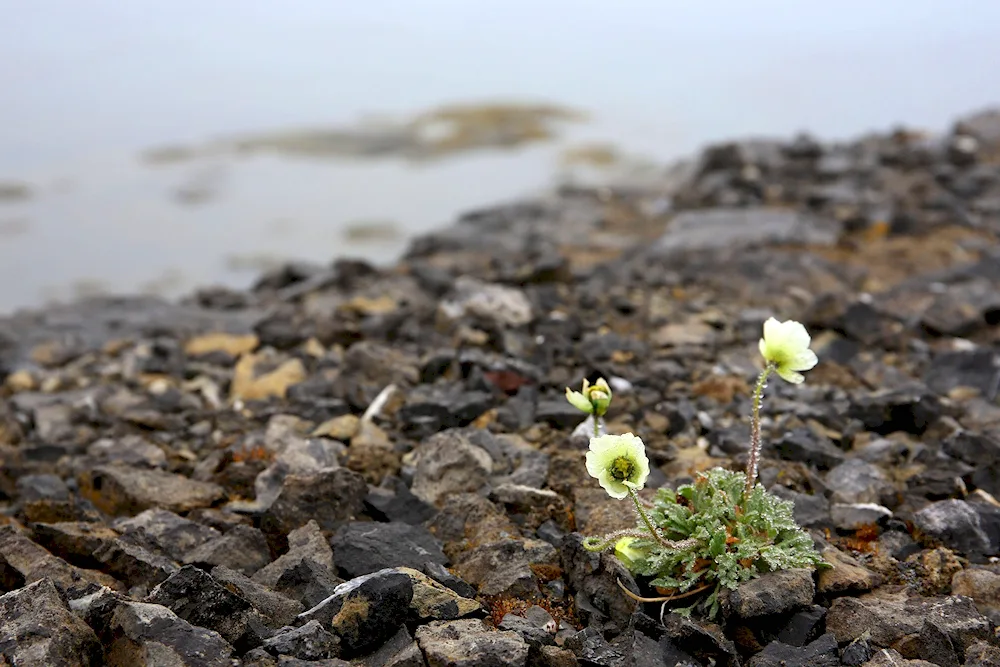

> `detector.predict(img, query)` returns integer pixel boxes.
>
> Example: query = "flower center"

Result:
[609,456,634,482]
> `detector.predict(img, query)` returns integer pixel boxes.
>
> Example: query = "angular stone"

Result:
[422,561,477,600]
[253,520,336,600]
[93,538,179,591]
[261,620,339,661]
[87,435,167,469]
[364,477,437,525]
[964,639,1000,667]
[112,508,221,562]
[183,524,271,575]
[78,465,225,516]
[0,578,103,666]
[357,626,424,667]
[652,208,837,255]
[407,429,494,507]
[231,353,307,401]
[299,569,414,656]
[721,568,815,619]
[397,567,481,621]
[826,589,990,651]
[30,521,120,569]
[332,522,447,579]
[913,499,996,563]
[261,467,368,537]
[146,565,269,653]
[425,493,520,561]
[415,619,529,667]
[85,590,235,667]
[210,565,304,628]
[748,633,839,667]
[0,525,119,593]
[560,533,639,633]
[453,537,559,597]
[825,459,894,505]
[817,546,879,595]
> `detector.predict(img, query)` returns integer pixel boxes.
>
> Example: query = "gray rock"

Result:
[0,578,102,666]
[560,533,639,633]
[769,429,846,469]
[299,568,413,656]
[85,589,235,666]
[78,465,225,516]
[652,207,838,255]
[840,636,873,666]
[659,613,740,667]
[356,626,424,667]
[332,522,447,579]
[87,435,167,468]
[252,435,346,509]
[262,558,343,609]
[364,477,438,525]
[261,467,368,537]
[438,277,534,328]
[825,459,893,505]
[29,521,121,569]
[826,589,990,651]
[847,388,943,436]
[926,349,1000,398]
[748,633,839,667]
[262,620,340,661]
[913,499,996,563]
[453,537,558,597]
[721,568,815,620]
[183,524,271,575]
[964,639,1000,667]
[93,537,179,591]
[0,524,119,593]
[499,608,557,649]
[146,565,270,653]
[830,503,893,531]
[770,486,832,528]
[211,565,304,628]
[112,508,221,562]
[407,430,493,506]
[415,619,529,667]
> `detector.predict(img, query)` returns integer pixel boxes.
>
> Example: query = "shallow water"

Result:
[1,0,999,314]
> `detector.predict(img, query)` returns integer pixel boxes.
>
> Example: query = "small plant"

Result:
[569,318,823,619]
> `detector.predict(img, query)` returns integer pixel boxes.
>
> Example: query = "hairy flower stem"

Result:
[627,488,693,551]
[744,362,775,502]
[593,416,601,439]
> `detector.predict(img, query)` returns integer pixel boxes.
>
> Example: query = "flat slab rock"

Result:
[78,465,225,516]
[415,619,529,667]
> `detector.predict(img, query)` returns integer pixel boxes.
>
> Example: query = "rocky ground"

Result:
[4,109,1000,667]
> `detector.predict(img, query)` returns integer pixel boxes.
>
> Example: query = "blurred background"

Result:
[2,0,1000,314]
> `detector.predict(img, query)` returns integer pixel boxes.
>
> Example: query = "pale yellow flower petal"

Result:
[790,349,818,372]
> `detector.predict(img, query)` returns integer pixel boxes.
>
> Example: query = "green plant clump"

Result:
[611,468,823,618]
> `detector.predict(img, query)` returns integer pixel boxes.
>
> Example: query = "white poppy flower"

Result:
[758,317,818,384]
[585,432,650,499]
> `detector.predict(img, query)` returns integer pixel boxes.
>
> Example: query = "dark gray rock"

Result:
[652,208,838,255]
[535,399,586,429]
[826,589,990,651]
[262,620,340,661]
[721,568,815,620]
[415,619,529,667]
[145,565,271,653]
[422,561,477,600]
[825,458,894,505]
[183,524,272,575]
[398,383,494,436]
[840,636,873,666]
[78,465,225,516]
[331,522,447,579]
[560,533,639,633]
[499,607,557,649]
[964,639,1000,667]
[748,633,839,667]
[84,588,235,666]
[917,619,960,667]
[660,613,740,667]
[0,524,119,594]
[772,605,826,648]
[768,428,845,469]
[93,537,179,591]
[364,477,437,525]
[211,565,304,628]
[0,578,103,666]
[913,499,997,562]
[770,486,831,528]
[261,467,368,537]
[267,557,343,609]
[29,521,121,570]
[299,569,414,656]
[453,537,558,597]
[926,350,1000,398]
[847,388,944,435]
[112,508,221,562]
[355,626,424,667]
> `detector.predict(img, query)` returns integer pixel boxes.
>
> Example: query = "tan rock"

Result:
[230,353,307,401]
[184,332,259,357]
